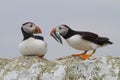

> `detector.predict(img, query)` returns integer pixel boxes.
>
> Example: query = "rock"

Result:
[0,56,120,80]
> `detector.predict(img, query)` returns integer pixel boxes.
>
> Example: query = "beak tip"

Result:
[50,33,52,36]
[38,27,42,33]
[50,28,55,36]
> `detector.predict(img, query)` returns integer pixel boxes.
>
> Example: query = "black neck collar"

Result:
[62,29,76,39]
[21,28,34,40]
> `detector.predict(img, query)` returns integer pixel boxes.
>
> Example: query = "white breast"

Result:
[19,38,47,56]
[66,35,100,51]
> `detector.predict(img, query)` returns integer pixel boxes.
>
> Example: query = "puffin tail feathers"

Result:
[107,40,113,44]
[95,37,113,46]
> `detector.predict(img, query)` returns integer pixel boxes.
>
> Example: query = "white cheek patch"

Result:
[23,26,35,34]
[61,29,68,36]
[57,28,68,36]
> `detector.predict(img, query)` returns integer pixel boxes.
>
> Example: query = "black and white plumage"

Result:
[19,22,47,58]
[50,24,113,60]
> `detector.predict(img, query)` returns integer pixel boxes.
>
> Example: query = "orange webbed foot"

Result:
[72,50,95,60]
[79,54,91,60]
[72,53,90,60]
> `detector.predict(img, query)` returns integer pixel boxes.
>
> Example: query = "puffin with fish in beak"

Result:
[50,24,113,60]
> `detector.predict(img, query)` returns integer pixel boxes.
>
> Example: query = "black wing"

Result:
[79,31,113,45]
[34,36,44,40]
[79,31,98,42]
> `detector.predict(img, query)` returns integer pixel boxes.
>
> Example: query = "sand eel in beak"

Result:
[50,24,113,60]
[19,22,47,58]
[50,28,63,44]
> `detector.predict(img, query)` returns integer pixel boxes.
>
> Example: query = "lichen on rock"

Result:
[0,56,120,80]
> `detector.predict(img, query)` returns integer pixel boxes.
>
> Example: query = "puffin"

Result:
[19,22,47,58]
[50,24,113,60]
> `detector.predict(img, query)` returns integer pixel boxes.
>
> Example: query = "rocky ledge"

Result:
[0,56,120,80]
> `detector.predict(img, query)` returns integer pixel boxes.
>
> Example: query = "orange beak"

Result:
[50,28,63,44]
[50,28,55,36]
[34,26,42,34]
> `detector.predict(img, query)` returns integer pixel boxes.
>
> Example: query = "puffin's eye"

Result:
[30,24,33,27]
[59,27,62,30]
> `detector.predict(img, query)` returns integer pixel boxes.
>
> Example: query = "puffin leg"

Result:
[79,50,96,60]
[72,51,87,56]
[38,55,44,58]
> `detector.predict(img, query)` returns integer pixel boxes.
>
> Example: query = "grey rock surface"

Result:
[0,56,120,80]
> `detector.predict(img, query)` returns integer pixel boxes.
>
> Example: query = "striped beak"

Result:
[50,28,63,44]
[33,26,42,34]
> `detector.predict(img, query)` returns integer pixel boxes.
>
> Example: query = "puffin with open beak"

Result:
[50,24,113,60]
[19,22,47,58]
